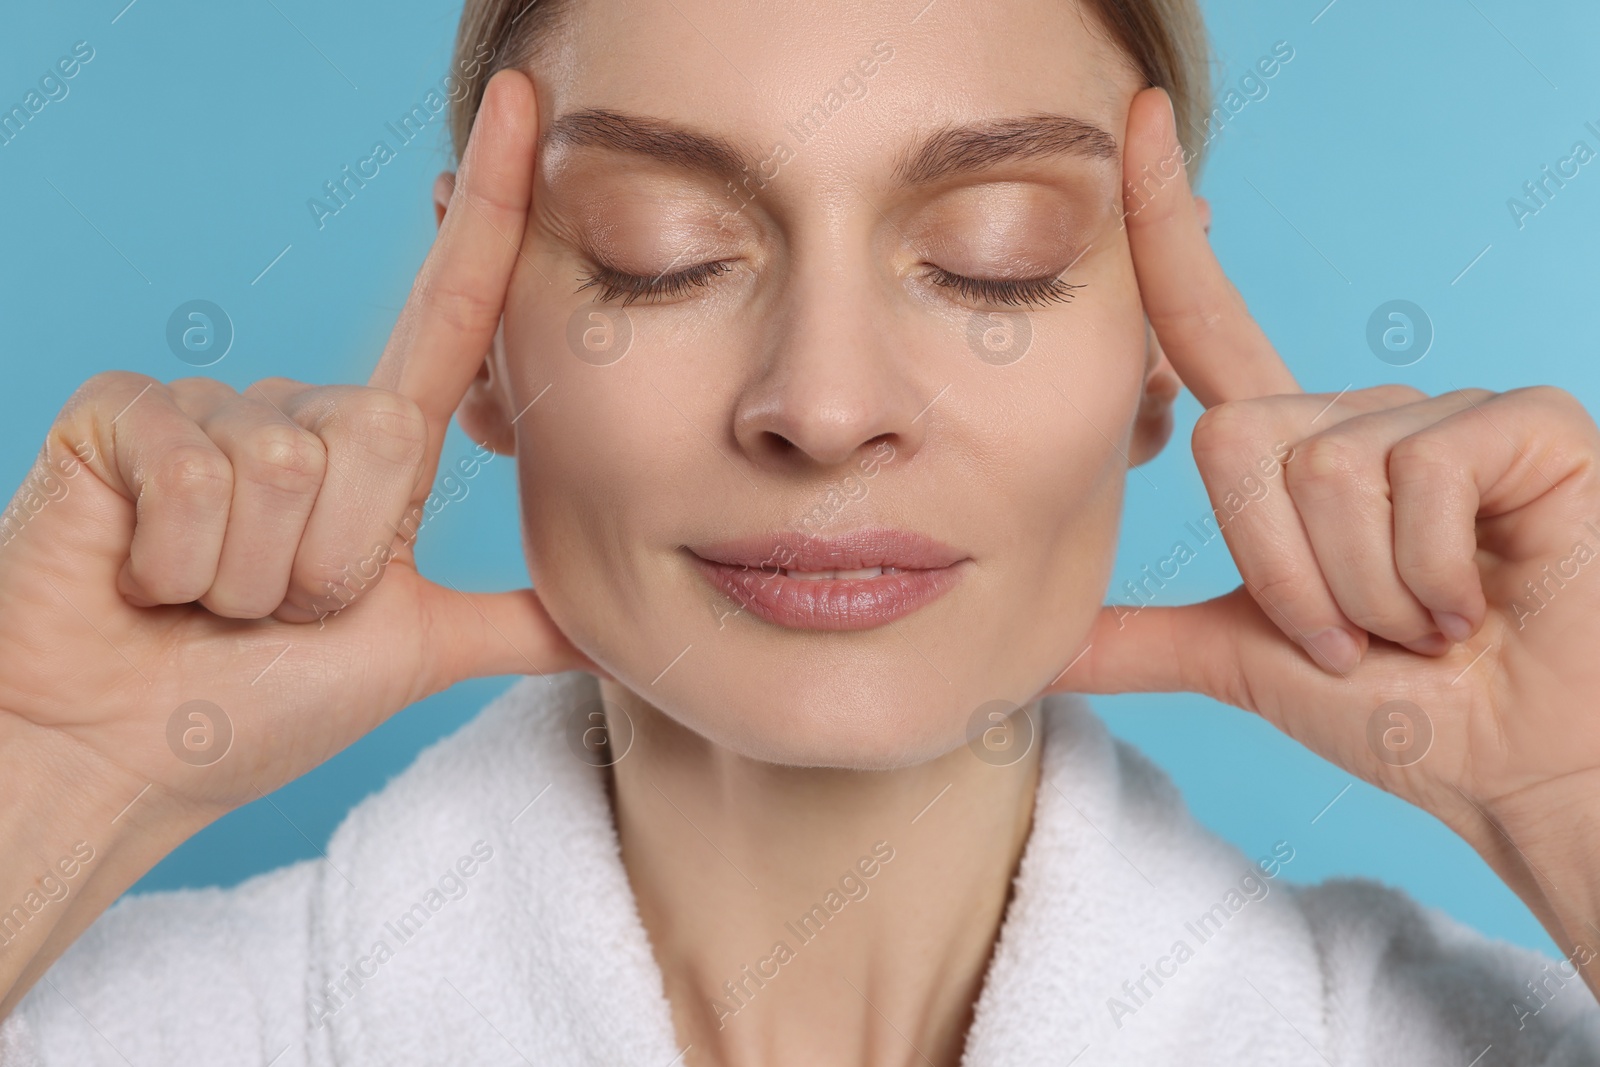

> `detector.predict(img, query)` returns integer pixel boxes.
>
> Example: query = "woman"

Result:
[2,0,1599,1062]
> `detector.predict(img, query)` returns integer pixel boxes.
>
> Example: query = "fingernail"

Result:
[1433,611,1473,643]
[1306,627,1361,675]
[1405,633,1451,657]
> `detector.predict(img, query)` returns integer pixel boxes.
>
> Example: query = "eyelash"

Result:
[572,260,1086,310]
[575,261,733,306]
[924,266,1085,309]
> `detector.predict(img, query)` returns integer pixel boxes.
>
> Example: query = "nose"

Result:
[731,255,933,474]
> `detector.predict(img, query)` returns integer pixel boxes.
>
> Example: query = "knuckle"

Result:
[1249,571,1306,614]
[1395,549,1463,596]
[286,553,384,618]
[168,375,229,394]
[415,269,502,337]
[1248,569,1328,632]
[128,546,212,603]
[238,377,309,417]
[454,176,525,229]
[166,376,233,410]
[199,587,282,620]
[279,572,338,619]
[240,424,326,494]
[1499,386,1600,477]
[131,568,208,605]
[70,370,159,416]
[1286,435,1364,495]
[1387,432,1453,484]
[1335,598,1393,633]
[249,375,307,393]
[341,391,430,467]
[1366,383,1428,407]
[82,369,155,395]
[1190,400,1264,465]
[1148,301,1226,343]
[148,444,233,505]
[1511,383,1578,416]
[461,169,510,209]
[1342,601,1427,642]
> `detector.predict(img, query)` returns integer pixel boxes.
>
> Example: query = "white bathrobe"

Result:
[4,671,1599,1065]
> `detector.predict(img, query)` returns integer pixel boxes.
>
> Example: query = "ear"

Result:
[1127,194,1208,467]
[433,170,517,456]
[1127,326,1179,466]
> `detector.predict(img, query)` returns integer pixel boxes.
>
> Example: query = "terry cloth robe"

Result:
[4,670,1600,1065]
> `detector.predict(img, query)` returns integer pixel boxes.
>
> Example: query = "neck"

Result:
[599,677,1044,1067]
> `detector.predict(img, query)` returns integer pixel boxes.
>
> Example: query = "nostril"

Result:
[764,431,799,455]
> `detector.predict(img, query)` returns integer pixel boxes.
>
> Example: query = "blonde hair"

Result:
[447,0,1213,179]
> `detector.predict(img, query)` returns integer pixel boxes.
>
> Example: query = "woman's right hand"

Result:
[0,70,579,860]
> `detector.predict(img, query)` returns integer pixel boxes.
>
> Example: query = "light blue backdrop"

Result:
[2,0,1596,961]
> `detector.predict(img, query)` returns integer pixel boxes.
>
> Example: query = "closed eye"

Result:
[925,266,1084,309]
[575,260,733,306]
[573,259,1085,311]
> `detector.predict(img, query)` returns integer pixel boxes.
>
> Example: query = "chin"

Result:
[666,673,977,769]
[593,620,1044,770]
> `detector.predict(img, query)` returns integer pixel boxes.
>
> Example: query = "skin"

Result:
[2,1,1600,1064]
[450,3,1171,1058]
[457,1,1163,774]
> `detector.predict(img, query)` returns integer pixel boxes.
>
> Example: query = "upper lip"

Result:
[688,527,966,572]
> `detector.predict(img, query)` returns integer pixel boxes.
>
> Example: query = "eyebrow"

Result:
[543,107,1119,189]
[894,114,1120,185]
[546,108,753,185]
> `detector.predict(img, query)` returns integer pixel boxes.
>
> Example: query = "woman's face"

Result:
[465,0,1169,768]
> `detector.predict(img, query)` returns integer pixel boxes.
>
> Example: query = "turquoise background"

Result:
[2,0,1597,962]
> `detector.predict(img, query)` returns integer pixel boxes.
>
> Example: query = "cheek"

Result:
[986,245,1149,552]
[969,273,1149,676]
[495,267,750,667]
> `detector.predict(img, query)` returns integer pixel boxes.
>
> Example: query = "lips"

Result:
[686,527,969,631]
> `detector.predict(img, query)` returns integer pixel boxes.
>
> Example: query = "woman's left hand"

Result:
[1061,87,1600,968]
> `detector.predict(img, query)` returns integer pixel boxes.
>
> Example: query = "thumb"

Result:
[414,581,608,692]
[1049,586,1292,710]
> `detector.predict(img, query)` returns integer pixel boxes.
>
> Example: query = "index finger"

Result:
[1122,87,1300,407]
[367,67,538,466]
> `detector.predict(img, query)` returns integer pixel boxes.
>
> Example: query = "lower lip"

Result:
[686,552,969,631]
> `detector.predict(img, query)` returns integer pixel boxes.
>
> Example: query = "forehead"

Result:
[530,0,1140,167]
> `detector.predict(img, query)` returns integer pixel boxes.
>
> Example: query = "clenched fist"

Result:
[0,74,590,1015]
[1060,87,1600,990]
